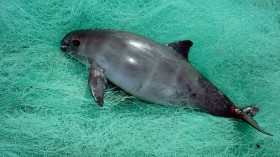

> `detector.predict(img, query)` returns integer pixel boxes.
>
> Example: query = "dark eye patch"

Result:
[72,40,80,47]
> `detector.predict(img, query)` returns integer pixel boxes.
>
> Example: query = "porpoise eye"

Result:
[72,40,80,47]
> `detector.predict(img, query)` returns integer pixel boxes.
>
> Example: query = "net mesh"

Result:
[1,0,280,156]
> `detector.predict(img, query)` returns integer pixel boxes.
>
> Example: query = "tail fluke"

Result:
[231,106,273,136]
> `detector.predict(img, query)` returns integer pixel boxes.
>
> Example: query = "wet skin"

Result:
[60,29,272,136]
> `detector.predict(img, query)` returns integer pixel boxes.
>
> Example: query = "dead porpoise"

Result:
[60,29,272,136]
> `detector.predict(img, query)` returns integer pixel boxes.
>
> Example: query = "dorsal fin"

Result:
[167,40,193,61]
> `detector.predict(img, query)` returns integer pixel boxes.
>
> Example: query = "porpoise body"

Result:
[60,29,272,136]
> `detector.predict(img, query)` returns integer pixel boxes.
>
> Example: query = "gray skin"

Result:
[60,29,272,136]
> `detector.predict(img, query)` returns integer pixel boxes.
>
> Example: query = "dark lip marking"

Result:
[60,45,67,51]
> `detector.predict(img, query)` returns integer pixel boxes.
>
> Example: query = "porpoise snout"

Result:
[60,39,69,52]
[60,45,67,52]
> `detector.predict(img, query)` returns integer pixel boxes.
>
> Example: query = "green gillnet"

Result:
[0,0,280,156]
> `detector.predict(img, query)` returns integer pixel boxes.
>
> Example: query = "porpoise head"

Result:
[61,30,83,52]
[60,30,94,65]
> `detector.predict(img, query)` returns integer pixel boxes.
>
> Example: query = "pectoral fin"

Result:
[88,62,107,106]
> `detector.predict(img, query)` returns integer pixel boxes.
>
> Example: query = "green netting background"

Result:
[1,0,280,156]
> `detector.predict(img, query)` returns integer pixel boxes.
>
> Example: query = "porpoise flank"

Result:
[60,29,272,136]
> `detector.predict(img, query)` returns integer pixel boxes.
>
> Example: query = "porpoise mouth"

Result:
[60,45,67,51]
[60,40,69,52]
